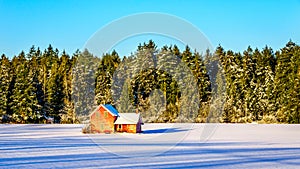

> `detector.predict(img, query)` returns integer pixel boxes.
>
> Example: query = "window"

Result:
[104,111,108,118]
[118,124,122,129]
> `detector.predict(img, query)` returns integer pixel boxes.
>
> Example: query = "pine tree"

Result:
[39,45,60,120]
[215,45,231,122]
[240,47,256,122]
[256,47,276,122]
[274,41,297,123]
[72,49,100,122]
[45,61,65,122]
[9,51,41,123]
[26,49,43,123]
[218,49,243,122]
[59,51,76,123]
[117,79,135,113]
[286,42,300,123]
[275,41,300,123]
[204,50,226,123]
[172,45,181,59]
[0,54,12,122]
[95,51,120,105]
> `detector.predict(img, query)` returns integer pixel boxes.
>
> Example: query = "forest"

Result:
[0,40,299,124]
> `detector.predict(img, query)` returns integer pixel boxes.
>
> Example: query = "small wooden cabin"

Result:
[114,113,143,133]
[89,104,143,133]
[90,104,119,133]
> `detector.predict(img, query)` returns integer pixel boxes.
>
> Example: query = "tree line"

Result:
[216,41,300,123]
[0,40,299,123]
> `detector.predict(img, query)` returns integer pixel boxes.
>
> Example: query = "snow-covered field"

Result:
[1,123,300,168]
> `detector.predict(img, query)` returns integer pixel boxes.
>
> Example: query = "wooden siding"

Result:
[90,106,116,133]
[115,123,142,133]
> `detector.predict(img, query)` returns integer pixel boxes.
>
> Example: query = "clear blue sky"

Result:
[0,0,299,58]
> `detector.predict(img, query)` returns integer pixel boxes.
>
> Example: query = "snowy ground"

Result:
[1,123,300,169]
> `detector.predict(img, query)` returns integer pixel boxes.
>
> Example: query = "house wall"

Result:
[136,122,142,133]
[91,106,116,133]
[115,124,137,133]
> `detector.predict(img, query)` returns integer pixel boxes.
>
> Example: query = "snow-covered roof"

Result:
[102,104,119,116]
[114,113,142,124]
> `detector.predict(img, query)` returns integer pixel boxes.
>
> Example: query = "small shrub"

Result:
[82,123,91,134]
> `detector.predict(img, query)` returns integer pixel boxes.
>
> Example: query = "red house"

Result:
[89,104,143,133]
[90,104,119,133]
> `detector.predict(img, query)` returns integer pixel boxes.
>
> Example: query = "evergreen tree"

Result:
[26,49,43,123]
[39,45,60,119]
[0,54,12,122]
[95,50,120,105]
[72,49,100,122]
[241,47,256,121]
[256,47,276,122]
[59,51,76,123]
[9,51,41,123]
[117,79,135,113]
[288,44,300,123]
[275,41,300,123]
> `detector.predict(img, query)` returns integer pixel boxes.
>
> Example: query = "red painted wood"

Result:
[90,105,117,133]
[90,105,142,133]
